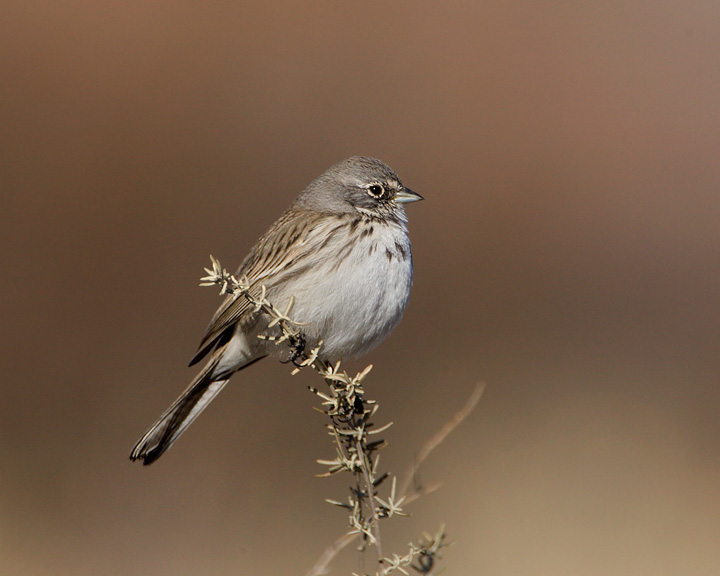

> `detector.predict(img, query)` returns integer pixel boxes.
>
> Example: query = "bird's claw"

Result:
[281,334,307,367]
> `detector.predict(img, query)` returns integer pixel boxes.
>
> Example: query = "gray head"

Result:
[294,156,422,217]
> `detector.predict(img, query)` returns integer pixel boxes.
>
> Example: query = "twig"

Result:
[357,436,384,567]
[400,382,485,498]
[306,383,484,576]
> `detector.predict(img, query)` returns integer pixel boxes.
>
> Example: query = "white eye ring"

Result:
[367,184,385,198]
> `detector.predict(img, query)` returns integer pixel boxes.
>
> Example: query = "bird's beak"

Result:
[394,188,424,204]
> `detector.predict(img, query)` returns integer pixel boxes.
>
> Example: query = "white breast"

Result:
[285,220,413,360]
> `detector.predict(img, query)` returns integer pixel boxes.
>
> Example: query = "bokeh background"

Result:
[2,2,719,575]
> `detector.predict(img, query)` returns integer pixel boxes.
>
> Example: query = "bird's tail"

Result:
[129,357,230,465]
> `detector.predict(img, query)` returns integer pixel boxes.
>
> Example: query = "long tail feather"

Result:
[130,357,229,465]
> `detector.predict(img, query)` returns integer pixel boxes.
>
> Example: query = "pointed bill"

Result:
[394,188,423,204]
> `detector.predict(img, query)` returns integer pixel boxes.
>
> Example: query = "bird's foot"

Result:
[281,334,307,367]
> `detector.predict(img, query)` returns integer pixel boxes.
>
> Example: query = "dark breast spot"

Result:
[360,225,374,239]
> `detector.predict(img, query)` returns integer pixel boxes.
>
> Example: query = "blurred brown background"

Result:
[2,1,719,575]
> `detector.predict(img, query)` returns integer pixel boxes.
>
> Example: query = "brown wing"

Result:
[188,209,329,366]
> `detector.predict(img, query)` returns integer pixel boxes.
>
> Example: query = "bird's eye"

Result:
[367,184,385,198]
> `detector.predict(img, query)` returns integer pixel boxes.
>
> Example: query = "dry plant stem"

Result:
[357,436,384,565]
[306,383,485,576]
[399,382,485,498]
[309,533,358,576]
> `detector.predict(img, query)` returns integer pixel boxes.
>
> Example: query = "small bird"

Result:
[130,156,422,464]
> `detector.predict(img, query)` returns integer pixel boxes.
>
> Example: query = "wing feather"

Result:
[189,210,335,365]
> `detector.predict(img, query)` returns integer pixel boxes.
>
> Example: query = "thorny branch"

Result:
[201,256,482,576]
